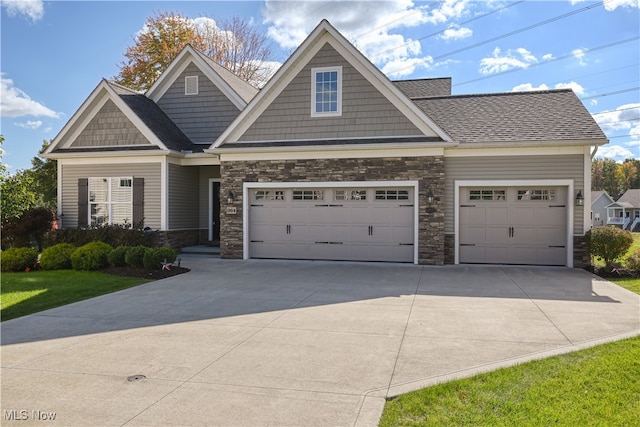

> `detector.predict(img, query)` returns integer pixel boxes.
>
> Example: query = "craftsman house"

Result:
[605,189,640,231]
[43,20,608,267]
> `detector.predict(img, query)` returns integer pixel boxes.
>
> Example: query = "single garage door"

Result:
[459,187,567,265]
[248,186,415,262]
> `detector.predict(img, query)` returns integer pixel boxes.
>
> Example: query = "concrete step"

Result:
[180,245,221,255]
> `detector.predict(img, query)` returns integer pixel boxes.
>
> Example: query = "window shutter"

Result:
[133,177,144,227]
[78,178,88,227]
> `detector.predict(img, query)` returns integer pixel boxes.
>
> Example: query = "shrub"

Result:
[143,247,177,270]
[587,226,634,271]
[39,243,75,270]
[625,248,640,274]
[125,245,148,268]
[2,207,55,250]
[1,247,39,272]
[70,241,113,270]
[108,245,130,267]
[43,224,153,249]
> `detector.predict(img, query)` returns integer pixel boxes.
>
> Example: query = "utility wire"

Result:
[592,106,640,116]
[388,0,610,76]
[581,87,640,100]
[455,37,639,87]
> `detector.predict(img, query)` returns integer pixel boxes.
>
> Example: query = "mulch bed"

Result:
[100,266,190,280]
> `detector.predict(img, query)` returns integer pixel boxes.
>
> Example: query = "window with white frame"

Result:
[311,66,342,117]
[88,177,133,226]
[185,76,198,95]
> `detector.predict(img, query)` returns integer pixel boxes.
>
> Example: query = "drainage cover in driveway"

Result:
[127,374,146,382]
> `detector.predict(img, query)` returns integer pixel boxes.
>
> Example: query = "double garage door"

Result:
[248,186,415,262]
[459,186,568,266]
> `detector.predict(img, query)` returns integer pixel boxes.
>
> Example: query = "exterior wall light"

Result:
[227,191,235,204]
[576,190,584,206]
[426,187,434,204]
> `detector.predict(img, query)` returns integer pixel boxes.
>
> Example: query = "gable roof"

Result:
[146,44,258,109]
[412,89,608,145]
[616,189,640,208]
[591,190,614,206]
[393,78,452,99]
[211,20,450,149]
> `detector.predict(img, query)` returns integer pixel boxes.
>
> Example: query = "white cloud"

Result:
[572,48,587,66]
[571,0,639,10]
[262,0,473,77]
[0,75,61,118]
[595,144,635,160]
[479,47,538,74]
[593,103,640,134]
[1,0,44,22]
[511,81,585,95]
[14,120,42,129]
[439,26,472,41]
[542,53,554,61]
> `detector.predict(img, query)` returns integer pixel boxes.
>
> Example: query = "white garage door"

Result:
[459,187,567,265]
[248,186,415,262]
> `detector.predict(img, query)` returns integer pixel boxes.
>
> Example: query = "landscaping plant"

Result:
[70,241,113,270]
[108,245,130,267]
[587,226,634,271]
[143,247,177,270]
[124,245,148,268]
[0,247,38,272]
[39,243,75,270]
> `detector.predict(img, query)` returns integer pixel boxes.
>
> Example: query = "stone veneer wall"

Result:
[152,230,200,251]
[444,234,455,264]
[220,156,445,264]
[573,235,590,268]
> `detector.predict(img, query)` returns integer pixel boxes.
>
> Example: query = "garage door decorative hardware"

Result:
[399,243,414,246]
[460,204,476,208]
[549,245,566,248]
[508,227,515,237]
[368,225,373,235]
[549,205,566,208]
[250,204,264,207]
[286,224,291,234]
[251,240,264,243]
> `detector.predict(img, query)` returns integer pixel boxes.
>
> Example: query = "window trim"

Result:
[310,66,342,117]
[185,75,199,95]
[88,177,133,226]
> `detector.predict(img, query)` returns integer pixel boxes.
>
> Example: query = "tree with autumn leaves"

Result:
[592,158,640,197]
[114,11,273,91]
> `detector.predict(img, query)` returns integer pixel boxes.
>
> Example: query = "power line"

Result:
[596,117,640,126]
[592,106,640,116]
[368,1,525,60]
[454,37,639,87]
[387,0,609,76]
[581,87,640,100]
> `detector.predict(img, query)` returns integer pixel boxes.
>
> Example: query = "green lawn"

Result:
[380,277,640,426]
[1,270,148,321]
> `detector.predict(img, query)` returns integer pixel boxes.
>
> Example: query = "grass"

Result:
[1,270,148,321]
[380,276,640,427]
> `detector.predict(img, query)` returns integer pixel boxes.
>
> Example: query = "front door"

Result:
[210,181,220,242]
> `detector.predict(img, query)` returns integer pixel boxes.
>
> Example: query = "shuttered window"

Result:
[79,177,143,227]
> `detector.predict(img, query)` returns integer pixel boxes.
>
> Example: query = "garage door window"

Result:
[517,189,556,201]
[375,189,409,200]
[469,189,506,201]
[335,189,367,201]
[293,189,324,200]
[255,190,284,201]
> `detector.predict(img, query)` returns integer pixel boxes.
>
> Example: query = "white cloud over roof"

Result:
[0,75,61,118]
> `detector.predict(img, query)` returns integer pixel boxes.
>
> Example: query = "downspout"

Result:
[590,145,598,159]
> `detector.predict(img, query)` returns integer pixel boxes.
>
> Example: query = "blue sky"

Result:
[1,0,638,173]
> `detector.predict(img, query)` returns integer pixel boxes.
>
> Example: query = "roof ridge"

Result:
[104,79,142,94]
[411,88,574,101]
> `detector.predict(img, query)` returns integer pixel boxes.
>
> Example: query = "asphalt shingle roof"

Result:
[107,81,197,152]
[413,89,607,144]
[617,189,640,208]
[393,78,452,99]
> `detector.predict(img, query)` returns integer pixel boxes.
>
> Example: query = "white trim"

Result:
[243,180,420,264]
[185,75,199,95]
[311,66,342,117]
[208,178,221,241]
[454,179,574,267]
[217,146,446,161]
[161,158,168,230]
[57,156,166,165]
[57,161,63,228]
[582,146,591,235]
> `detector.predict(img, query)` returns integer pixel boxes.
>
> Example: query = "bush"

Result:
[143,247,177,270]
[70,241,113,271]
[587,226,634,271]
[2,207,55,250]
[108,245,130,267]
[125,245,148,268]
[1,247,39,272]
[625,248,640,274]
[39,243,75,270]
[43,224,153,249]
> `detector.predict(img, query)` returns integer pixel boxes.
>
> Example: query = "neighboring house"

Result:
[43,20,608,267]
[591,190,614,227]
[605,189,640,231]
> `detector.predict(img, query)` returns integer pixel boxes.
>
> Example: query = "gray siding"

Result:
[157,62,241,144]
[591,194,612,227]
[70,100,151,147]
[168,163,199,229]
[444,154,585,234]
[198,166,221,229]
[60,163,161,229]
[239,43,422,142]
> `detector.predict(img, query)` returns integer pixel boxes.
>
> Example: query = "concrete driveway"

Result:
[2,257,639,426]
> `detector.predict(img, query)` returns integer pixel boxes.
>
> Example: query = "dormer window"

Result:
[185,76,198,95]
[311,66,342,117]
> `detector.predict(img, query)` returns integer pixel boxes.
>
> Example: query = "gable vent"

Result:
[185,76,198,95]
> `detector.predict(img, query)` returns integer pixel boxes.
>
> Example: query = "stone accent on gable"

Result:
[220,156,445,264]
